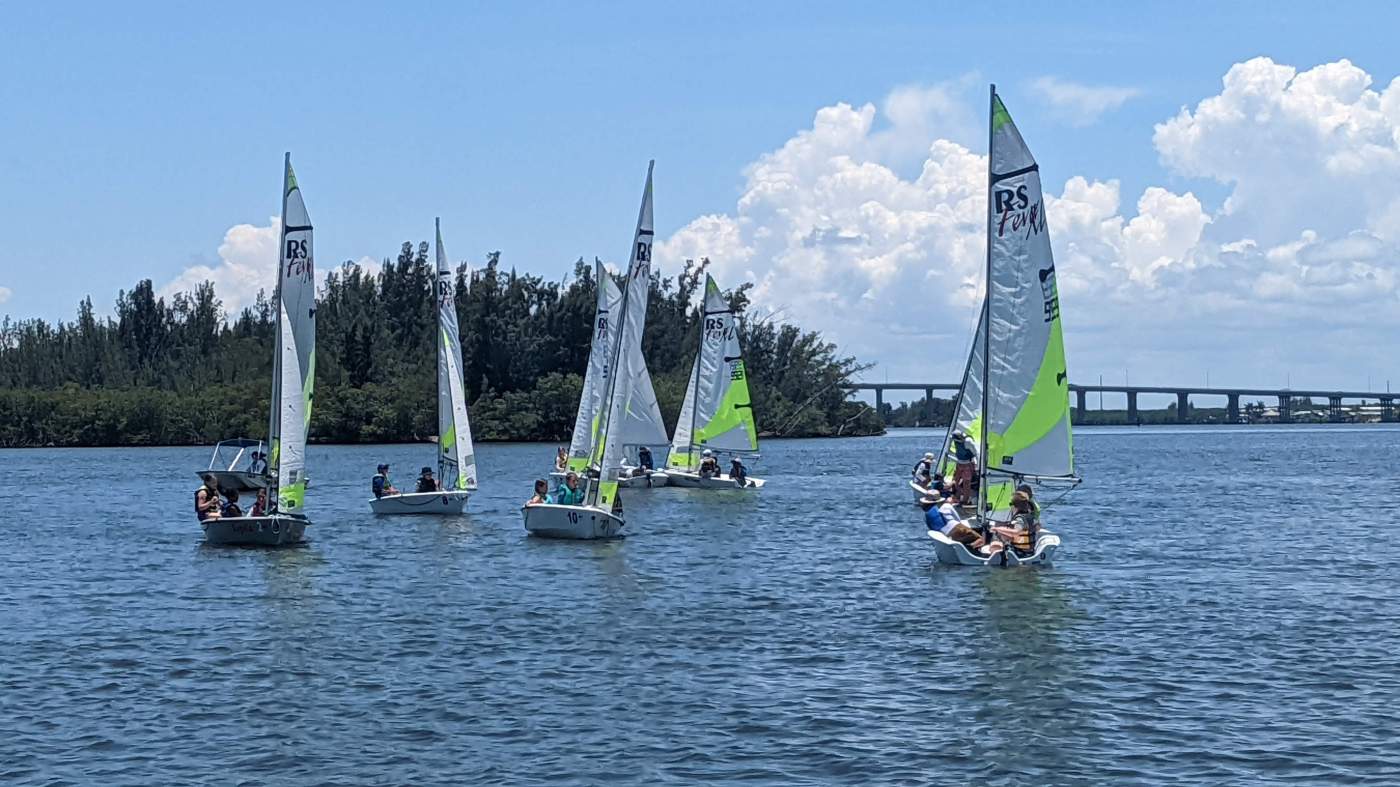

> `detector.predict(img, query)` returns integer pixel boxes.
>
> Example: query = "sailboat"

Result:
[926,87,1079,566]
[524,161,656,538]
[369,218,479,514]
[202,154,315,546]
[664,274,765,489]
[556,260,671,489]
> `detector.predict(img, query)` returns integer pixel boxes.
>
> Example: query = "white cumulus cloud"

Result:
[1030,76,1141,126]
[0,286,11,305]
[658,61,1400,387]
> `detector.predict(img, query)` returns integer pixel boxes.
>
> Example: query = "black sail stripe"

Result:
[990,163,1038,184]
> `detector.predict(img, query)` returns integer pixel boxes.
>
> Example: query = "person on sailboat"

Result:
[250,488,268,517]
[912,452,935,487]
[221,490,243,518]
[949,430,978,503]
[698,449,719,479]
[555,447,568,472]
[372,464,398,499]
[921,492,984,551]
[415,467,441,493]
[990,491,1038,556]
[555,471,586,505]
[730,457,749,487]
[637,446,654,472]
[1016,483,1043,524]
[195,475,222,522]
[525,479,551,506]
[248,451,267,475]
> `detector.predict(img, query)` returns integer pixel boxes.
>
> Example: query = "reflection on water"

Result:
[1,427,1399,784]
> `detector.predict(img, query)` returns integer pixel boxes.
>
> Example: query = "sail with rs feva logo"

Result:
[567,260,669,473]
[268,153,316,515]
[435,218,478,490]
[939,87,1076,516]
[666,274,759,471]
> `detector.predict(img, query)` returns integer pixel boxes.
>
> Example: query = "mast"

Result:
[435,216,446,483]
[978,86,994,524]
[266,152,291,510]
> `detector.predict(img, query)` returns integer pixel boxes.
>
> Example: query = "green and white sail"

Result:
[591,161,655,511]
[666,274,758,470]
[435,218,477,490]
[942,89,1074,513]
[268,153,316,515]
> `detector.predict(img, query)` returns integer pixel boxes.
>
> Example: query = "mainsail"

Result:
[941,88,1074,514]
[666,274,758,470]
[269,153,316,515]
[435,218,478,490]
[568,261,669,471]
[591,161,655,511]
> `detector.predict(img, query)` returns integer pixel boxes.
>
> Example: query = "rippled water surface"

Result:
[3,426,1399,785]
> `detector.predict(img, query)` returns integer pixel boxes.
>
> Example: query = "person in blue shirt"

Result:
[554,471,586,505]
[921,492,985,551]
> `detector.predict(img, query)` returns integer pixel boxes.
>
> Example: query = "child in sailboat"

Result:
[195,475,222,522]
[525,479,551,506]
[989,492,1038,556]
[730,457,749,487]
[921,492,985,551]
[555,447,568,472]
[415,467,441,493]
[912,452,935,487]
[698,449,719,479]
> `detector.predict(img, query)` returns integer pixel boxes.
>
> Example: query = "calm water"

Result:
[2,426,1398,785]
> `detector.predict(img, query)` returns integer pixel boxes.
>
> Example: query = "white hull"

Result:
[522,503,624,540]
[927,529,1060,566]
[666,470,765,490]
[203,515,307,546]
[369,490,470,515]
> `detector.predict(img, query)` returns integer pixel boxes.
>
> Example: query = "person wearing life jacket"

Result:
[555,471,586,505]
[195,475,222,522]
[1016,483,1043,526]
[250,488,268,517]
[990,491,1038,555]
[922,492,985,551]
[415,467,441,494]
[949,430,978,503]
[221,489,243,518]
[911,452,935,487]
[372,464,398,499]
[698,449,719,479]
[637,446,654,472]
[729,457,749,487]
[525,479,552,507]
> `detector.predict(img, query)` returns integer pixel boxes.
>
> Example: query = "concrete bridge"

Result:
[846,382,1399,424]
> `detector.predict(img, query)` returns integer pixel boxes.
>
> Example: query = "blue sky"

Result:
[4,2,1400,391]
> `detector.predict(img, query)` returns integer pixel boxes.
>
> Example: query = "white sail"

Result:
[666,274,757,470]
[435,218,478,490]
[566,261,619,472]
[941,89,1074,512]
[592,161,655,511]
[271,153,316,514]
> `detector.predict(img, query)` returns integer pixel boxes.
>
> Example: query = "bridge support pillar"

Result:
[1278,395,1292,423]
[924,388,935,425]
[1176,391,1190,423]
[1329,396,1344,422]
[1227,393,1240,423]
[1383,397,1395,423]
[874,387,884,424]
[1076,389,1087,423]
[1127,391,1138,424]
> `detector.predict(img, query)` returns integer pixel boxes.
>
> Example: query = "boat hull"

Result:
[666,470,765,490]
[522,504,624,539]
[203,515,306,546]
[369,490,470,515]
[927,529,1060,566]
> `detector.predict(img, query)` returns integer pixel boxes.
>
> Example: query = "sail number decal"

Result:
[567,511,580,524]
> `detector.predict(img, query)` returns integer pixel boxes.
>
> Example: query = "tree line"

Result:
[0,245,883,447]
